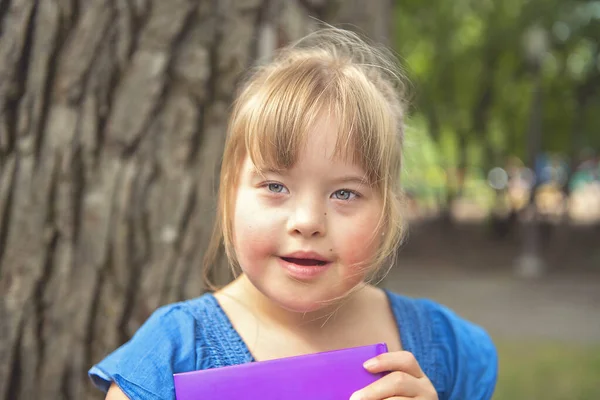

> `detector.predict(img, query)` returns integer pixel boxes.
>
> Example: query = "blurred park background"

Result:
[0,0,598,399]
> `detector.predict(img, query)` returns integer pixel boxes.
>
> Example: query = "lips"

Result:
[279,251,330,266]
[278,251,332,280]
[280,257,327,266]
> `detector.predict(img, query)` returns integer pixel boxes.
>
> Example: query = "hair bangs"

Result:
[239,59,334,174]
[328,67,397,190]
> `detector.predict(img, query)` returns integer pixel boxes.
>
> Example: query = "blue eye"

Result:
[267,183,286,193]
[332,189,357,201]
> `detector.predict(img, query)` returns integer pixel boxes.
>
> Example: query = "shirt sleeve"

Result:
[426,300,498,400]
[88,304,197,400]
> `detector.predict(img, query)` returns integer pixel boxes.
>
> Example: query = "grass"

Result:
[493,340,600,399]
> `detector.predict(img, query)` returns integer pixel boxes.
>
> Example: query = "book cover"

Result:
[174,343,388,399]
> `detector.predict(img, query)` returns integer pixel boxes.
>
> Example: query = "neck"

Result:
[220,274,370,335]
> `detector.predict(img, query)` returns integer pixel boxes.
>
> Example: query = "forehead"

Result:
[303,114,344,160]
[243,117,365,178]
[255,113,367,175]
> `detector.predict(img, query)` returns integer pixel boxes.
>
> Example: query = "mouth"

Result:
[278,253,332,280]
[279,257,329,266]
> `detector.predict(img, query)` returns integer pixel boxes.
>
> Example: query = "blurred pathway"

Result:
[383,267,600,343]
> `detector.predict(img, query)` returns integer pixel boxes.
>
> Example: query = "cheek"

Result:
[336,213,382,270]
[341,231,380,264]
[232,190,279,267]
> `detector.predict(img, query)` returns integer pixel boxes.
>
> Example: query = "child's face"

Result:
[232,115,384,313]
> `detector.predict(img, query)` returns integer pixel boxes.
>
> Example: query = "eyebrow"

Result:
[250,168,368,186]
[331,176,369,186]
[249,167,286,178]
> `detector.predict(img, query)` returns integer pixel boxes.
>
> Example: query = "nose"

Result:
[287,198,326,238]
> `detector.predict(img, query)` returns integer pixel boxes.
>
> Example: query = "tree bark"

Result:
[0,1,347,399]
[330,0,392,45]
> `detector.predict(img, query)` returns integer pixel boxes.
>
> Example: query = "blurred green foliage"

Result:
[393,0,600,196]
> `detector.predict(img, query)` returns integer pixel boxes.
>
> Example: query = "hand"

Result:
[349,351,438,400]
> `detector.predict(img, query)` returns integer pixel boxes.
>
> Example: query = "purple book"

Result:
[173,343,388,399]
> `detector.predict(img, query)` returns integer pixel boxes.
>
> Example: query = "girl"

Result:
[90,27,497,400]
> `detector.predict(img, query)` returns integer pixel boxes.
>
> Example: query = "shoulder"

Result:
[422,298,498,399]
[88,295,216,400]
[386,291,498,400]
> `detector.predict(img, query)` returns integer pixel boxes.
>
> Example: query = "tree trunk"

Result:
[330,0,392,45]
[0,1,344,399]
[515,66,545,278]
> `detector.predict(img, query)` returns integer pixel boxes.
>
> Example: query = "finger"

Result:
[363,351,424,378]
[349,371,420,400]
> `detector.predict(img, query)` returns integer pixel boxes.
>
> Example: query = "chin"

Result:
[276,296,329,313]
[264,283,355,314]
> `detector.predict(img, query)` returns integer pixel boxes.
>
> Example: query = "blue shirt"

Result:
[89,290,497,399]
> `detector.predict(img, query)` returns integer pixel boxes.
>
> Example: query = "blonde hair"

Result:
[203,27,407,289]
